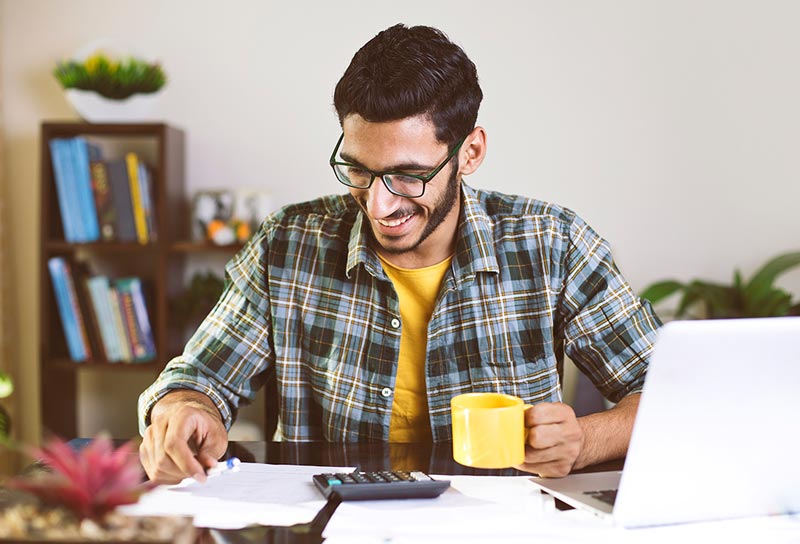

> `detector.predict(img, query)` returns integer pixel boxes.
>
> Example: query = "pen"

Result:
[205,456,241,478]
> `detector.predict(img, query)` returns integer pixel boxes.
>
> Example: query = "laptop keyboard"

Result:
[584,489,618,506]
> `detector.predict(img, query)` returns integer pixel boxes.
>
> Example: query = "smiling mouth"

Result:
[377,213,415,228]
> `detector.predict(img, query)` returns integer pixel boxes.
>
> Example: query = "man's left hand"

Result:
[516,402,584,477]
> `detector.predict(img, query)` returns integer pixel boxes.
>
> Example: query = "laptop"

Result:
[529,317,800,528]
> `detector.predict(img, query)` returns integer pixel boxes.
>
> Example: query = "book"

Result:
[107,285,134,362]
[48,139,82,242]
[114,277,156,362]
[124,277,157,359]
[47,257,90,362]
[70,137,101,242]
[86,275,124,362]
[88,146,116,241]
[125,153,149,244]
[106,158,137,242]
[72,262,106,361]
[137,162,157,241]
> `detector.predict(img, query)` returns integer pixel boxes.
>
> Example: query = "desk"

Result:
[225,440,625,476]
[4,441,623,543]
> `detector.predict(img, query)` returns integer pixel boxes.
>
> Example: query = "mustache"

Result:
[385,208,417,219]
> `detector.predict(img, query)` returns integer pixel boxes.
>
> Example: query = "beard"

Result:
[366,164,460,256]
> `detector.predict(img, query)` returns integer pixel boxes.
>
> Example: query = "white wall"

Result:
[3,0,799,441]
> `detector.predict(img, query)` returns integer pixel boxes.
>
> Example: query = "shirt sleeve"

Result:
[558,215,662,403]
[138,234,274,436]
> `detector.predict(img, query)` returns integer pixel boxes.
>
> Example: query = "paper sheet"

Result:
[323,475,800,544]
[118,462,354,529]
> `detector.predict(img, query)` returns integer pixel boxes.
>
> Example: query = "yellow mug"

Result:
[451,392,531,469]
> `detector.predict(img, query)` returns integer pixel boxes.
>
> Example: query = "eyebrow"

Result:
[338,152,436,173]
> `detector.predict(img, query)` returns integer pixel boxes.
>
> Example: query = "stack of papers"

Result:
[118,462,353,529]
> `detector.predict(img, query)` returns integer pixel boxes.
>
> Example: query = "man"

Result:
[138,24,661,484]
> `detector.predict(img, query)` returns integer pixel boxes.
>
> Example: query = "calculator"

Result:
[312,470,451,501]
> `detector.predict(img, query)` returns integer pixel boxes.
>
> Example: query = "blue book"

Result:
[70,137,101,242]
[114,277,156,362]
[48,139,81,242]
[86,275,123,362]
[47,257,89,362]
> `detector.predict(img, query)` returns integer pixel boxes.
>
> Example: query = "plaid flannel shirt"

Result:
[139,183,661,441]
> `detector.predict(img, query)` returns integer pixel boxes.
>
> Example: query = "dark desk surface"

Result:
[225,440,625,476]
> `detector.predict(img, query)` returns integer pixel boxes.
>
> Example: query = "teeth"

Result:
[378,214,413,227]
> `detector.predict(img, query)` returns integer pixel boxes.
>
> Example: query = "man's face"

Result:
[340,114,461,268]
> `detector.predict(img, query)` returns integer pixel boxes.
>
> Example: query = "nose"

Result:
[363,177,402,217]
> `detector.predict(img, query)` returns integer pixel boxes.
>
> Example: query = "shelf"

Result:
[40,121,186,438]
[44,240,160,253]
[46,358,161,371]
[169,241,244,253]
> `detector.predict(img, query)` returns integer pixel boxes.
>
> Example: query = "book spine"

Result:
[90,159,116,241]
[137,162,157,241]
[108,286,134,362]
[47,257,88,362]
[74,265,106,361]
[125,153,149,244]
[48,139,80,242]
[127,277,156,359]
[106,159,137,242]
[86,276,123,362]
[70,137,101,242]
[114,278,150,362]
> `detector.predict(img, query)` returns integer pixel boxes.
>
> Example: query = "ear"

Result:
[457,126,487,177]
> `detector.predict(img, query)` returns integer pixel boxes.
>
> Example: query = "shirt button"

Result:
[390,318,401,328]
[381,387,393,398]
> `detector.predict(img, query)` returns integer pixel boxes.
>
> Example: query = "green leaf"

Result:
[639,280,684,305]
[678,280,738,319]
[747,289,793,317]
[744,251,800,305]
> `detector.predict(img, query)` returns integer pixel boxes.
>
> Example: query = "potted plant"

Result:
[53,45,167,122]
[0,435,193,542]
[640,251,800,319]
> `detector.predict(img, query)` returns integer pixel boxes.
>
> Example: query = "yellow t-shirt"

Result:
[378,254,453,443]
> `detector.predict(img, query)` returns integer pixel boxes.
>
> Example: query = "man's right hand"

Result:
[139,390,229,484]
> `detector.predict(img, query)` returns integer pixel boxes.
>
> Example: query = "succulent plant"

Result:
[7,434,153,521]
[54,52,167,100]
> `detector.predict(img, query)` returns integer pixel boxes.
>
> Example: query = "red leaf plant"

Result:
[7,434,154,520]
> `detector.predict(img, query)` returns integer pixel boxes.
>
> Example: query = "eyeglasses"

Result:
[329,133,466,198]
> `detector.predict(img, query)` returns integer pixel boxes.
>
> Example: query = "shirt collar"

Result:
[345,183,499,280]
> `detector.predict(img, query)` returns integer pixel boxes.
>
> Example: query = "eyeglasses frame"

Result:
[329,133,467,198]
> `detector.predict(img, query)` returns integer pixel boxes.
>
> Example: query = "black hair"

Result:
[334,23,483,148]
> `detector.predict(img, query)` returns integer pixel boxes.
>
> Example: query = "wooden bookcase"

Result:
[39,122,239,439]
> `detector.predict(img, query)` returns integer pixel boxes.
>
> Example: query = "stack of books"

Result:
[47,256,156,363]
[48,136,156,244]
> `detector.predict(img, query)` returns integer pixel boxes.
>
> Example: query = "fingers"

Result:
[139,404,228,484]
[517,402,583,477]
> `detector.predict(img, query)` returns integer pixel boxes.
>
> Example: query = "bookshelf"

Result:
[39,122,239,439]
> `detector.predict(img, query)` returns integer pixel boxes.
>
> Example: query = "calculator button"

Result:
[410,471,432,481]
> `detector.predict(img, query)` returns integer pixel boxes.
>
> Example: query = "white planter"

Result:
[65,88,163,122]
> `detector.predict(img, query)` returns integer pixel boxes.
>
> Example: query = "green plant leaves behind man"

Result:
[54,53,167,100]
[641,251,800,319]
